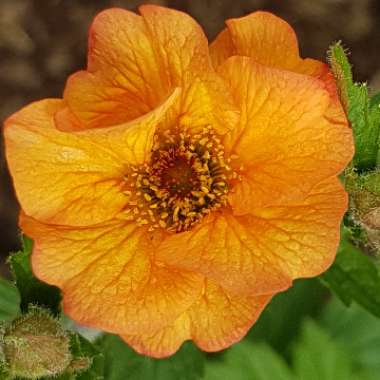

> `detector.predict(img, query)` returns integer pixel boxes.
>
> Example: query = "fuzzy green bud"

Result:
[346,169,380,254]
[0,307,71,379]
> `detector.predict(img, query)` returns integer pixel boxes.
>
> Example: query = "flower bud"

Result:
[346,169,380,254]
[1,307,71,379]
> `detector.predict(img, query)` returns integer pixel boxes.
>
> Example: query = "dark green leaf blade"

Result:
[292,319,352,380]
[321,228,380,317]
[0,277,20,321]
[204,341,295,380]
[101,335,205,380]
[321,298,380,377]
[370,91,380,110]
[370,92,380,165]
[348,84,380,169]
[248,278,327,354]
[8,236,61,315]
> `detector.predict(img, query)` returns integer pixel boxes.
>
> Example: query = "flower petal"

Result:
[139,5,239,135]
[21,214,203,335]
[121,280,271,358]
[210,11,325,76]
[209,28,235,69]
[238,177,347,280]
[174,75,239,135]
[62,8,170,129]
[210,11,344,126]
[157,177,346,295]
[188,281,271,352]
[218,57,353,212]
[156,212,292,296]
[121,313,191,358]
[5,91,179,226]
[61,5,215,130]
[139,5,209,83]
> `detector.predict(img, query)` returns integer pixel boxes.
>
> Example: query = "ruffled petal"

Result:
[209,28,235,69]
[210,11,326,76]
[218,57,353,212]
[156,211,291,296]
[138,5,209,83]
[188,281,271,352]
[5,91,179,226]
[140,5,239,135]
[121,313,191,358]
[61,6,207,129]
[210,11,345,126]
[121,280,271,358]
[21,214,203,335]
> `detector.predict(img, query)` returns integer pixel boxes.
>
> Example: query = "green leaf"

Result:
[321,227,380,318]
[0,278,20,321]
[328,42,380,170]
[100,335,205,380]
[372,94,380,165]
[292,319,352,380]
[0,366,11,380]
[348,84,380,170]
[205,312,379,380]
[317,298,380,380]
[370,91,380,110]
[321,298,380,376]
[8,236,61,315]
[248,278,328,354]
[204,341,295,380]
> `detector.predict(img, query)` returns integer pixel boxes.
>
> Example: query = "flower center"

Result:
[124,127,234,232]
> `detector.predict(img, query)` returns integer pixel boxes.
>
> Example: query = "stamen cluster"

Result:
[124,127,234,232]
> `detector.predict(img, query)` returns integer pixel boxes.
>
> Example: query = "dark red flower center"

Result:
[124,127,235,232]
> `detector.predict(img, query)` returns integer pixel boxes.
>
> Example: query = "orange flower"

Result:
[4,7,353,358]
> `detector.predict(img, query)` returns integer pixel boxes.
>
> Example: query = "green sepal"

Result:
[8,236,61,315]
[65,333,104,380]
[328,42,380,170]
[327,42,352,110]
